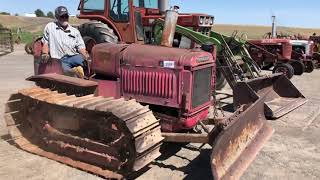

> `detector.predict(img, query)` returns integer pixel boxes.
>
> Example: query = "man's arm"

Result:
[41,24,50,54]
[41,24,50,62]
[79,48,89,60]
[42,43,49,54]
[75,30,89,60]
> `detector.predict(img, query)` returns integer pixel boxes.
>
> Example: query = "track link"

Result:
[4,87,163,179]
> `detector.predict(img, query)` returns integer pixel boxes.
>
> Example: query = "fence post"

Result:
[10,29,14,52]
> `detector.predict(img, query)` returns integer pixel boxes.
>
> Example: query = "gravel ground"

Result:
[0,45,319,180]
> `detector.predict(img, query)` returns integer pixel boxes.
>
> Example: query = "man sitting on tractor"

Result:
[41,6,89,78]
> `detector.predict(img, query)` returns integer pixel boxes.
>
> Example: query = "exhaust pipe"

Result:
[158,0,169,13]
[271,15,277,38]
[160,8,179,47]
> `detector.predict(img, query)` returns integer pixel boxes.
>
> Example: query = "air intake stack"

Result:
[160,7,179,47]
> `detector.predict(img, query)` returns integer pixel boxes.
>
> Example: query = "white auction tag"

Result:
[163,61,175,68]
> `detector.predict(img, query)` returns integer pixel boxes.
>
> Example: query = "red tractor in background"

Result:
[290,39,317,71]
[248,38,307,79]
[309,34,320,66]
[77,0,214,52]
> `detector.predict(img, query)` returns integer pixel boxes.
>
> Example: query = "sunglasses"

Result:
[59,14,69,19]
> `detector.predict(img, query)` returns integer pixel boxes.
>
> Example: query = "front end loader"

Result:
[152,19,307,119]
[4,10,275,180]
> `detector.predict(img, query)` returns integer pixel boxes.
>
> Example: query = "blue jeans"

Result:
[61,54,84,74]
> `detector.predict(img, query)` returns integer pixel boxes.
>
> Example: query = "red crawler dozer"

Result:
[5,11,275,180]
[4,1,306,179]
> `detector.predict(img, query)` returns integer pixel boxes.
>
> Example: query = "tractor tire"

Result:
[304,61,315,73]
[78,21,119,53]
[262,63,274,70]
[273,63,294,79]
[289,60,305,75]
[25,43,33,54]
[216,69,227,90]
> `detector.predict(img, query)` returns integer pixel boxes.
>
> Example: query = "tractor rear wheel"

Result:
[304,61,315,73]
[25,43,33,54]
[78,21,119,53]
[273,63,294,79]
[289,60,305,75]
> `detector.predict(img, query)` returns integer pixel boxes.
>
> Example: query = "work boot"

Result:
[72,66,84,79]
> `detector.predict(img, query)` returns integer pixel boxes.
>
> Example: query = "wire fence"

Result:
[0,28,14,55]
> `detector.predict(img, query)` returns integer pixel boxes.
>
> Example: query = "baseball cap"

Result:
[55,6,69,17]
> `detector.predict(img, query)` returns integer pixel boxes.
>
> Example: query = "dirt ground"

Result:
[0,45,319,180]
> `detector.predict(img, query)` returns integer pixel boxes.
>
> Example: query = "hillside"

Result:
[1,15,320,39]
[0,15,87,32]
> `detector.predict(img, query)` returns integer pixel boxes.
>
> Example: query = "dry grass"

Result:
[0,15,87,33]
[214,24,320,39]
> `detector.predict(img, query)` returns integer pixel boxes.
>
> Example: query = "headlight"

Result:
[210,17,214,25]
[205,17,210,24]
[199,16,204,24]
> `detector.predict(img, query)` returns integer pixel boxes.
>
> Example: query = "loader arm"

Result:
[153,19,307,119]
[153,19,261,89]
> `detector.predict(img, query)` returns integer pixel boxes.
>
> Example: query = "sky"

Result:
[0,0,319,28]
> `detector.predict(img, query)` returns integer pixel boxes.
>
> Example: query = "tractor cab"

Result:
[77,0,214,44]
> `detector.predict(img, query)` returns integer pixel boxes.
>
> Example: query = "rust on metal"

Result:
[233,73,307,119]
[27,73,98,87]
[160,9,179,47]
[210,94,274,180]
[162,132,209,143]
[4,87,163,178]
[26,74,98,96]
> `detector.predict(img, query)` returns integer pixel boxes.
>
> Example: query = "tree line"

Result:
[0,9,55,19]
[34,9,54,18]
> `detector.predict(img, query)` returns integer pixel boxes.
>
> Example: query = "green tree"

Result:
[0,12,10,15]
[47,11,54,18]
[0,23,3,28]
[15,13,19,16]
[35,9,45,17]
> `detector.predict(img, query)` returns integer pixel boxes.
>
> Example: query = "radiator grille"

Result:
[122,69,175,98]
[192,67,212,108]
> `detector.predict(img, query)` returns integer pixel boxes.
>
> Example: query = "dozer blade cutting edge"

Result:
[4,87,163,179]
[233,73,307,119]
[211,89,274,180]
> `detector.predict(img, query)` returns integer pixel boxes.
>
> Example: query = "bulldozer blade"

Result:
[234,73,307,119]
[211,93,274,180]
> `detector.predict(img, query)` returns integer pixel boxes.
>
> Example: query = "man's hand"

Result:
[41,53,50,64]
[79,48,89,61]
[82,52,90,61]
[41,43,50,63]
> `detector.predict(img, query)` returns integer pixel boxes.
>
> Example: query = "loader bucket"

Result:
[211,90,274,180]
[234,73,307,119]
